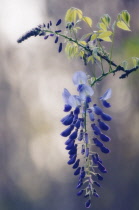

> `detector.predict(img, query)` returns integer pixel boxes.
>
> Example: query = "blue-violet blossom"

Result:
[61,71,112,208]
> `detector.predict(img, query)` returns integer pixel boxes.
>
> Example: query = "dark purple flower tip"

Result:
[58,42,62,53]
[91,124,101,135]
[63,104,72,112]
[85,133,89,144]
[77,189,84,196]
[69,129,78,140]
[65,140,75,150]
[86,96,92,103]
[100,133,111,142]
[75,119,81,129]
[65,138,72,145]
[73,159,80,169]
[93,181,101,187]
[74,167,81,176]
[102,100,111,108]
[56,19,62,26]
[47,23,50,28]
[85,199,91,208]
[93,192,99,198]
[78,129,84,141]
[61,112,74,126]
[55,30,62,33]
[92,153,102,165]
[101,146,110,154]
[96,173,103,181]
[55,36,59,43]
[80,170,86,179]
[81,145,85,155]
[93,104,103,115]
[68,144,77,155]
[61,124,74,137]
[74,107,80,115]
[85,148,89,157]
[50,33,54,36]
[98,119,110,131]
[95,153,103,163]
[93,138,103,148]
[50,21,52,26]
[44,35,49,40]
[98,162,107,173]
[67,155,76,165]
[101,112,112,121]
[92,154,98,164]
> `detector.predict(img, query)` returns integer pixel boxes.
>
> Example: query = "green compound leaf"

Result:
[116,20,131,31]
[82,16,93,27]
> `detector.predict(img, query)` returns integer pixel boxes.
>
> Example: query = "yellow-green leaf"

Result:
[80,33,92,41]
[90,34,97,41]
[100,14,111,28]
[79,41,87,46]
[121,10,130,26]
[117,20,131,31]
[97,22,107,31]
[82,16,93,27]
[65,8,83,23]
[98,31,112,39]
[132,57,139,67]
[79,50,84,58]
[87,56,94,64]
[100,37,112,42]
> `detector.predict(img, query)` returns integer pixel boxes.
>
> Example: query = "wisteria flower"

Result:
[61,71,112,208]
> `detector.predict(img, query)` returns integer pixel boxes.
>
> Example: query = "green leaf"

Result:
[117,20,131,31]
[79,50,84,58]
[80,33,92,41]
[97,22,107,31]
[98,31,112,39]
[87,56,94,64]
[132,57,139,67]
[65,8,83,23]
[121,10,130,26]
[82,16,93,27]
[90,33,97,41]
[100,14,111,28]
[79,41,87,46]
[100,37,112,42]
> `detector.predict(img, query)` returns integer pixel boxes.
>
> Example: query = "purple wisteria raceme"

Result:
[60,71,112,208]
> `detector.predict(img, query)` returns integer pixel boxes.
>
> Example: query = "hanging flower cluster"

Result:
[61,71,112,208]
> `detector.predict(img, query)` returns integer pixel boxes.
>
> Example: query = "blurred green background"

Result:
[0,0,139,209]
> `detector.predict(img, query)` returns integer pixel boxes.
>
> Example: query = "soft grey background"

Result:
[0,0,139,209]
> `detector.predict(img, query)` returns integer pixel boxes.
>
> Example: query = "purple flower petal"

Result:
[72,71,88,85]
[100,88,112,100]
[85,199,91,208]
[62,88,71,104]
